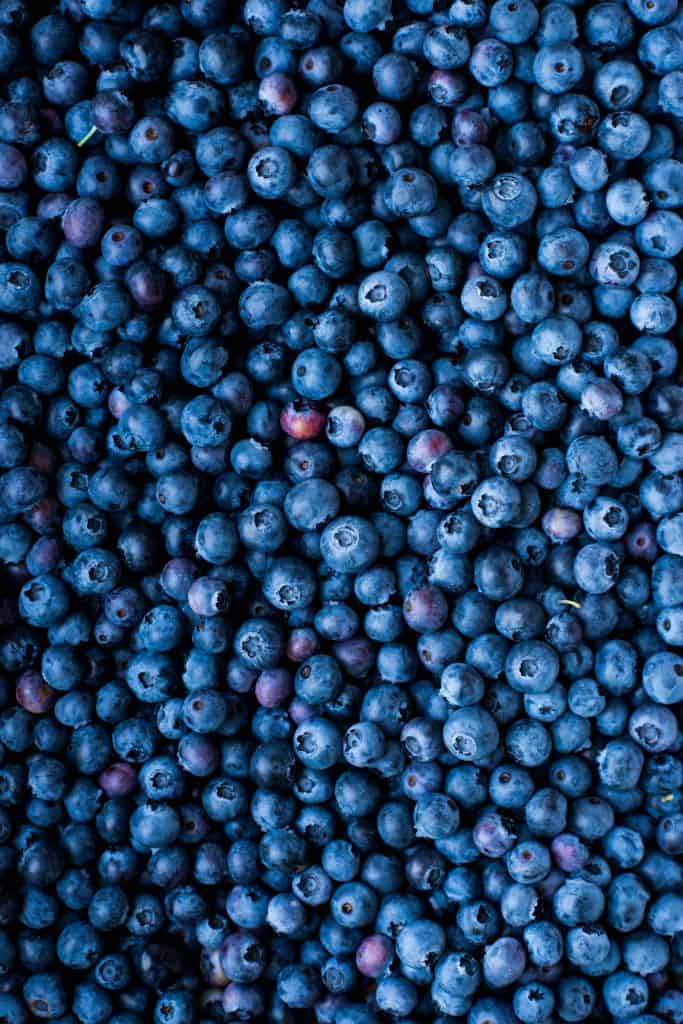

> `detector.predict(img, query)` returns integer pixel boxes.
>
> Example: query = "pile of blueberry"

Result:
[0,0,681,1021]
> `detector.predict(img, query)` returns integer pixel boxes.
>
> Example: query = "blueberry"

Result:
[0,1,681,1018]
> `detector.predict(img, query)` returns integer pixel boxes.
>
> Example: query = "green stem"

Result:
[77,125,99,148]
